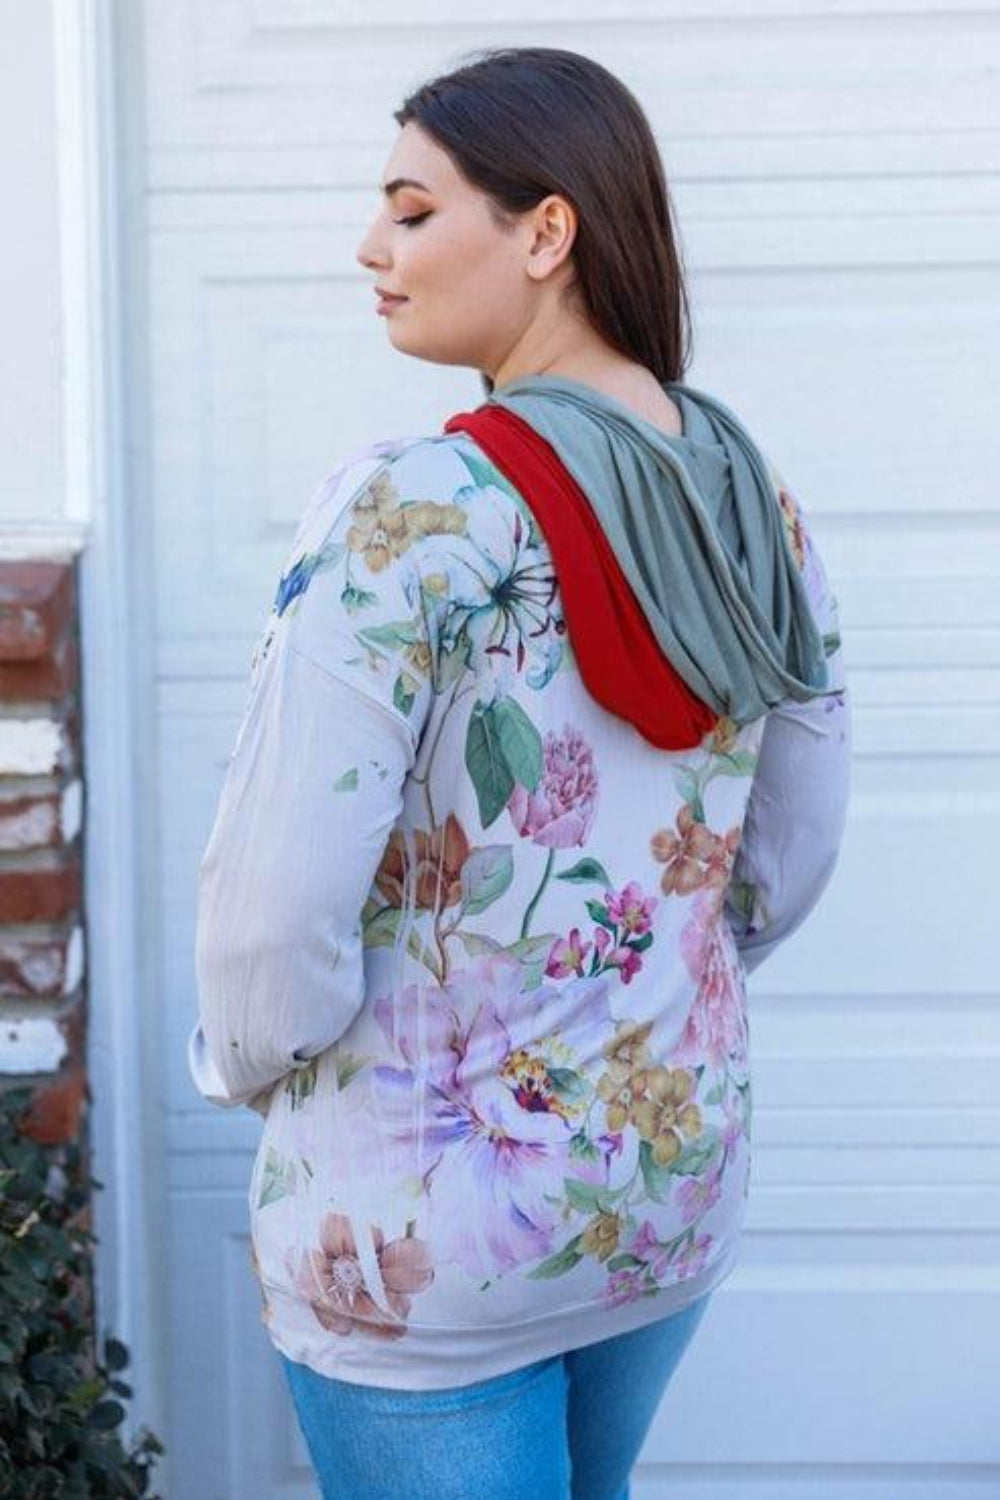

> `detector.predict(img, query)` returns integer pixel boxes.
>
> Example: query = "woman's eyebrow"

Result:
[381,177,431,197]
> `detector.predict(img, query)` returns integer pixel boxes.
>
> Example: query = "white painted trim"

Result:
[51,0,98,536]
[52,0,171,1479]
[0,523,89,560]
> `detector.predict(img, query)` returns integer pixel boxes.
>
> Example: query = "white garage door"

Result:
[132,3,1000,1495]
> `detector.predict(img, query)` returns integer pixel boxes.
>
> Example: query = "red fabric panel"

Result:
[443,403,717,751]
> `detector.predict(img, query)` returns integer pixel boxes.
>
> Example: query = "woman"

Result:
[188,45,850,1500]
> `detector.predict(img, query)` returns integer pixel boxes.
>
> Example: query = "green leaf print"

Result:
[493,697,543,793]
[335,1049,370,1090]
[358,618,425,650]
[456,443,524,502]
[500,933,557,988]
[286,1058,318,1110]
[556,857,612,887]
[465,700,516,828]
[710,751,759,778]
[460,844,514,916]
[436,635,471,690]
[548,1068,590,1109]
[362,905,402,948]
[564,1175,632,1215]
[638,1140,674,1203]
[585,899,614,930]
[333,767,358,792]
[258,1146,297,1208]
[454,930,504,958]
[673,765,703,816]
[393,670,419,716]
[605,1254,645,1273]
[569,1131,601,1163]
[526,1234,585,1280]
[669,1128,722,1177]
[340,583,378,613]
[563,1178,607,1213]
[464,696,542,827]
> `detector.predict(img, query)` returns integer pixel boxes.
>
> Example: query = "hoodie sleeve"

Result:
[187,448,435,1110]
[723,465,851,974]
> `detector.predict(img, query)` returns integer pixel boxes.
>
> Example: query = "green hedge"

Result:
[0,1084,164,1498]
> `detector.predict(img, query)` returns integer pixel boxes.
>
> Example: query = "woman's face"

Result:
[356,122,575,377]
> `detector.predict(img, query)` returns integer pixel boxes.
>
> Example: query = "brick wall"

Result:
[0,559,87,1144]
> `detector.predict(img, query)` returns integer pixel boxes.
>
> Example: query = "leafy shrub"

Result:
[0,1083,164,1497]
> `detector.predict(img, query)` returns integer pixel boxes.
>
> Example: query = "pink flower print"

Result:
[675,1171,722,1227]
[630,1219,670,1279]
[545,927,592,979]
[593,926,612,961]
[507,725,598,848]
[604,1267,650,1308]
[607,945,643,985]
[605,881,658,936]
[675,1232,713,1280]
[675,891,748,1069]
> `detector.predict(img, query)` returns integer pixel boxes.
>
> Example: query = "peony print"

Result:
[370,955,613,1280]
[507,725,599,848]
[675,890,748,1070]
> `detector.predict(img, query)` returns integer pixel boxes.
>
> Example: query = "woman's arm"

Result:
[724,464,851,974]
[187,449,434,1109]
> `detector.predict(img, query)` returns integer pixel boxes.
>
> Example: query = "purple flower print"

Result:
[507,726,598,848]
[370,956,613,1281]
[545,927,592,979]
[675,1171,722,1227]
[605,881,658,936]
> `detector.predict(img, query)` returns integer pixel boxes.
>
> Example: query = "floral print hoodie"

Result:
[188,420,850,1388]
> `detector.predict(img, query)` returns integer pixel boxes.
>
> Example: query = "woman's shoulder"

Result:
[307,429,505,519]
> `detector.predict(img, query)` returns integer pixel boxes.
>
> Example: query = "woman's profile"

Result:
[188,44,850,1500]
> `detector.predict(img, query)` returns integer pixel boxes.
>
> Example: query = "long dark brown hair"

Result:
[393,46,693,392]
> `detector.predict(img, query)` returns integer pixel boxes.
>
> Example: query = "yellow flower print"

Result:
[403,639,434,677]
[581,1211,622,1262]
[346,471,467,573]
[630,1066,702,1166]
[601,1019,653,1072]
[596,1020,656,1131]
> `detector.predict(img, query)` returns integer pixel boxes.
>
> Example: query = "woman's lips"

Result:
[375,291,408,315]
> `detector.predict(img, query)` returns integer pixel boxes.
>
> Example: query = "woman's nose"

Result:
[356,222,388,271]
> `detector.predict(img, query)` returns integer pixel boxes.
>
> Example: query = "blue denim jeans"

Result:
[279,1291,712,1500]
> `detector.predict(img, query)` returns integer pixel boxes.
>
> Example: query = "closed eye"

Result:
[392,212,432,228]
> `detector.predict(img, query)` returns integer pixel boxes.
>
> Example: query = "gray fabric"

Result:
[486,372,829,722]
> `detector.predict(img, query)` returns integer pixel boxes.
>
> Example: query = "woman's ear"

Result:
[525,194,578,282]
